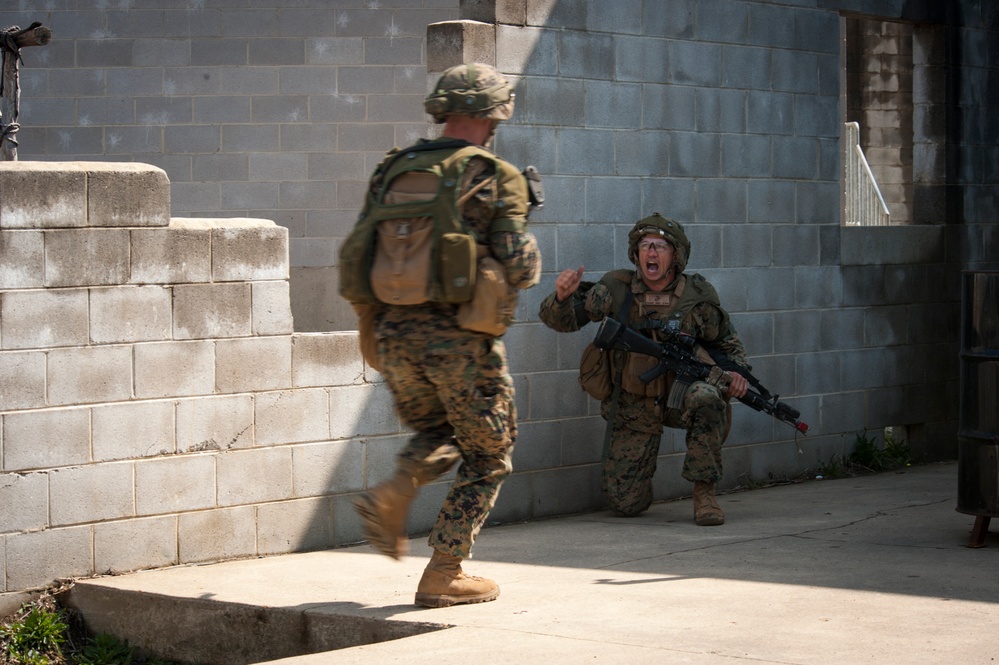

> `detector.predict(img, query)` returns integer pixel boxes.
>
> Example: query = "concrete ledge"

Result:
[0,162,169,230]
[841,224,946,266]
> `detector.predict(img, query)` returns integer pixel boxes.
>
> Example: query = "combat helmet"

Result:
[424,62,515,124]
[627,212,691,275]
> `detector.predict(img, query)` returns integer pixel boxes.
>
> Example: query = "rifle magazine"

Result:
[666,379,690,410]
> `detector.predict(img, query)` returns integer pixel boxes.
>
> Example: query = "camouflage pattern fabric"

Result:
[539,269,745,516]
[367,140,537,557]
[377,333,515,559]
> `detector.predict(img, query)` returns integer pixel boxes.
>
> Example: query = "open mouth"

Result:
[644,257,662,279]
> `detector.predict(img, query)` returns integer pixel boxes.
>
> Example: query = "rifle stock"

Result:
[593,317,809,434]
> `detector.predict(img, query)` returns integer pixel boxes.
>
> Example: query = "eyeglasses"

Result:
[638,240,673,253]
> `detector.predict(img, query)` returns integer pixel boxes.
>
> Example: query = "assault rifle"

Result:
[593,317,809,434]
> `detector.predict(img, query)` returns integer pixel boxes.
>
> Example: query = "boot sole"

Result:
[414,589,500,608]
[352,494,404,560]
[695,516,725,526]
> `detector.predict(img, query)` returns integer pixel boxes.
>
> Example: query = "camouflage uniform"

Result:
[539,266,748,517]
[370,136,541,558]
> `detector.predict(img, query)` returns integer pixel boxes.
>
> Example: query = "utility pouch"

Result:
[578,342,613,400]
[457,254,514,336]
[371,217,435,305]
[439,232,476,303]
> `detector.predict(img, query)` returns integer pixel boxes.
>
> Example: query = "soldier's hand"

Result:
[726,372,748,399]
[555,266,584,302]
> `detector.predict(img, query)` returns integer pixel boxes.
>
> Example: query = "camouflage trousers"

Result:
[377,334,516,559]
[601,380,731,516]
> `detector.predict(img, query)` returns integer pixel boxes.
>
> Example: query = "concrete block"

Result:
[334,123,391,153]
[748,3,793,48]
[217,448,293,507]
[5,527,93,591]
[191,38,250,66]
[526,370,590,421]
[50,463,134,526]
[795,266,843,309]
[250,38,306,65]
[772,136,818,179]
[615,35,670,84]
[179,506,256,564]
[0,472,48,533]
[427,20,496,72]
[251,281,294,336]
[747,91,794,135]
[292,333,365,388]
[45,229,130,287]
[134,340,215,399]
[0,231,44,289]
[0,351,46,411]
[257,497,333,555]
[305,37,363,65]
[558,31,615,80]
[135,455,216,516]
[221,182,279,211]
[363,38,423,67]
[195,96,252,123]
[556,128,614,175]
[193,154,250,183]
[215,336,293,393]
[697,179,746,223]
[131,222,212,284]
[248,153,307,182]
[93,400,176,461]
[133,39,190,67]
[291,440,364,497]
[255,388,330,446]
[772,50,819,94]
[222,125,281,152]
[211,220,289,282]
[722,134,771,179]
[1,289,89,350]
[173,282,252,340]
[497,25,556,75]
[77,97,134,125]
[94,515,179,575]
[47,346,132,406]
[670,132,721,177]
[90,286,172,344]
[696,0,747,44]
[328,383,401,440]
[587,0,642,34]
[0,162,87,229]
[748,179,796,224]
[586,177,643,223]
[772,310,825,356]
[722,224,773,268]
[671,41,722,87]
[176,395,255,453]
[3,408,90,471]
[697,88,746,133]
[104,126,166,155]
[164,125,222,153]
[584,80,641,129]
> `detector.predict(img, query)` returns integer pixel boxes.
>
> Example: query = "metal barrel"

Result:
[957,271,999,516]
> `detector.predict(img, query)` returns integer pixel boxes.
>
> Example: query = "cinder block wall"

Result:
[0,162,418,602]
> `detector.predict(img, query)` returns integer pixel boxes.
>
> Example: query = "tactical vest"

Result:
[597,269,722,401]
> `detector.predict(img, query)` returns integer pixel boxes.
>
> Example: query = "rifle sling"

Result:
[602,289,635,464]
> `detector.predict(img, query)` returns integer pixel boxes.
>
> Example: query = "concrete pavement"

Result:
[65,461,999,664]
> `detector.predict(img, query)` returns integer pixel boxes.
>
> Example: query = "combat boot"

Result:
[693,481,725,526]
[414,549,500,608]
[352,468,418,560]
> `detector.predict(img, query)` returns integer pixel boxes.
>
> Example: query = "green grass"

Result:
[0,593,184,665]
[817,429,913,479]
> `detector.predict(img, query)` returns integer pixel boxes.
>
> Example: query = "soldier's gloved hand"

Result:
[555,266,584,302]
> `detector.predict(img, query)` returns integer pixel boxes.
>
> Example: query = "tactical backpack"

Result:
[339,140,497,307]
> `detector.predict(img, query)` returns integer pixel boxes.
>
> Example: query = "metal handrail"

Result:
[844,122,890,226]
